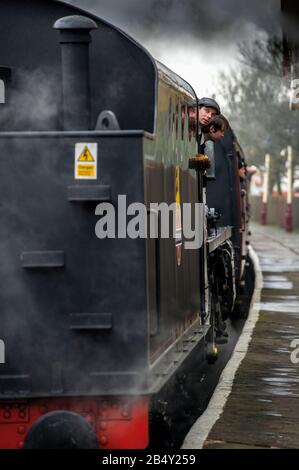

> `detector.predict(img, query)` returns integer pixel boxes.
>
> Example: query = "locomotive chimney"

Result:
[54,15,98,130]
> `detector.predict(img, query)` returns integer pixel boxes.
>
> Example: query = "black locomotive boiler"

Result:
[0,0,250,449]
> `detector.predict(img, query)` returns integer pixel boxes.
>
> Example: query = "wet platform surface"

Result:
[203,225,299,449]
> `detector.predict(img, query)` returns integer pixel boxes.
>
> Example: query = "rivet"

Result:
[17,441,24,449]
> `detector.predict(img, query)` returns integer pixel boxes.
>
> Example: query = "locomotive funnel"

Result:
[54,15,98,130]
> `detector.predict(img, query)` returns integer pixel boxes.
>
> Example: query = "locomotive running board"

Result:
[208,226,232,253]
[148,320,210,394]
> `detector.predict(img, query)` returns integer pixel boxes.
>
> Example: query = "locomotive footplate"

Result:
[208,226,232,253]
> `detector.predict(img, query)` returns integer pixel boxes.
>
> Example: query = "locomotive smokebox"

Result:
[54,15,98,130]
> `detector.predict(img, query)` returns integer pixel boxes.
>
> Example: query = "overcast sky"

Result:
[64,0,281,102]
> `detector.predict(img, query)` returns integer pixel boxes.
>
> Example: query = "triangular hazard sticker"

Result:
[78,146,95,162]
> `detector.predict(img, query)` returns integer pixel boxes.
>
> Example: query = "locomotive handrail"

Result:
[0,130,154,139]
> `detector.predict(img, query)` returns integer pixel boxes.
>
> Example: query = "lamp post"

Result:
[260,154,271,225]
[285,145,293,232]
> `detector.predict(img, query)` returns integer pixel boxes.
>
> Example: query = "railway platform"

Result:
[183,223,299,449]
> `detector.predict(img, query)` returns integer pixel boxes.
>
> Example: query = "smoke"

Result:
[66,0,281,43]
[0,67,61,131]
[64,0,282,97]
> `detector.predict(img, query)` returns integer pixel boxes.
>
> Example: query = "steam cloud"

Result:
[0,68,60,131]
[63,1,283,102]
[66,0,281,43]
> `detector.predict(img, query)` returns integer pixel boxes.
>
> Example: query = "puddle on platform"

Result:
[262,411,283,417]
[263,275,294,290]
[262,377,299,384]
[259,256,298,262]
[273,348,292,354]
[263,387,299,398]
[263,281,293,290]
[264,276,291,282]
[262,266,299,273]
[259,257,299,273]
[260,364,299,399]
[273,332,298,340]
[272,296,299,300]
[254,300,299,314]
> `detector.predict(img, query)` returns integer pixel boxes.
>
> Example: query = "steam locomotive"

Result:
[0,0,250,449]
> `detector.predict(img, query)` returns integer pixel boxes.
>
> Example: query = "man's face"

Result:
[198,106,217,126]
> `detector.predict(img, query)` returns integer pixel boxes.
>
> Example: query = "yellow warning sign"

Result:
[78,146,95,163]
[75,143,98,180]
[76,164,95,178]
